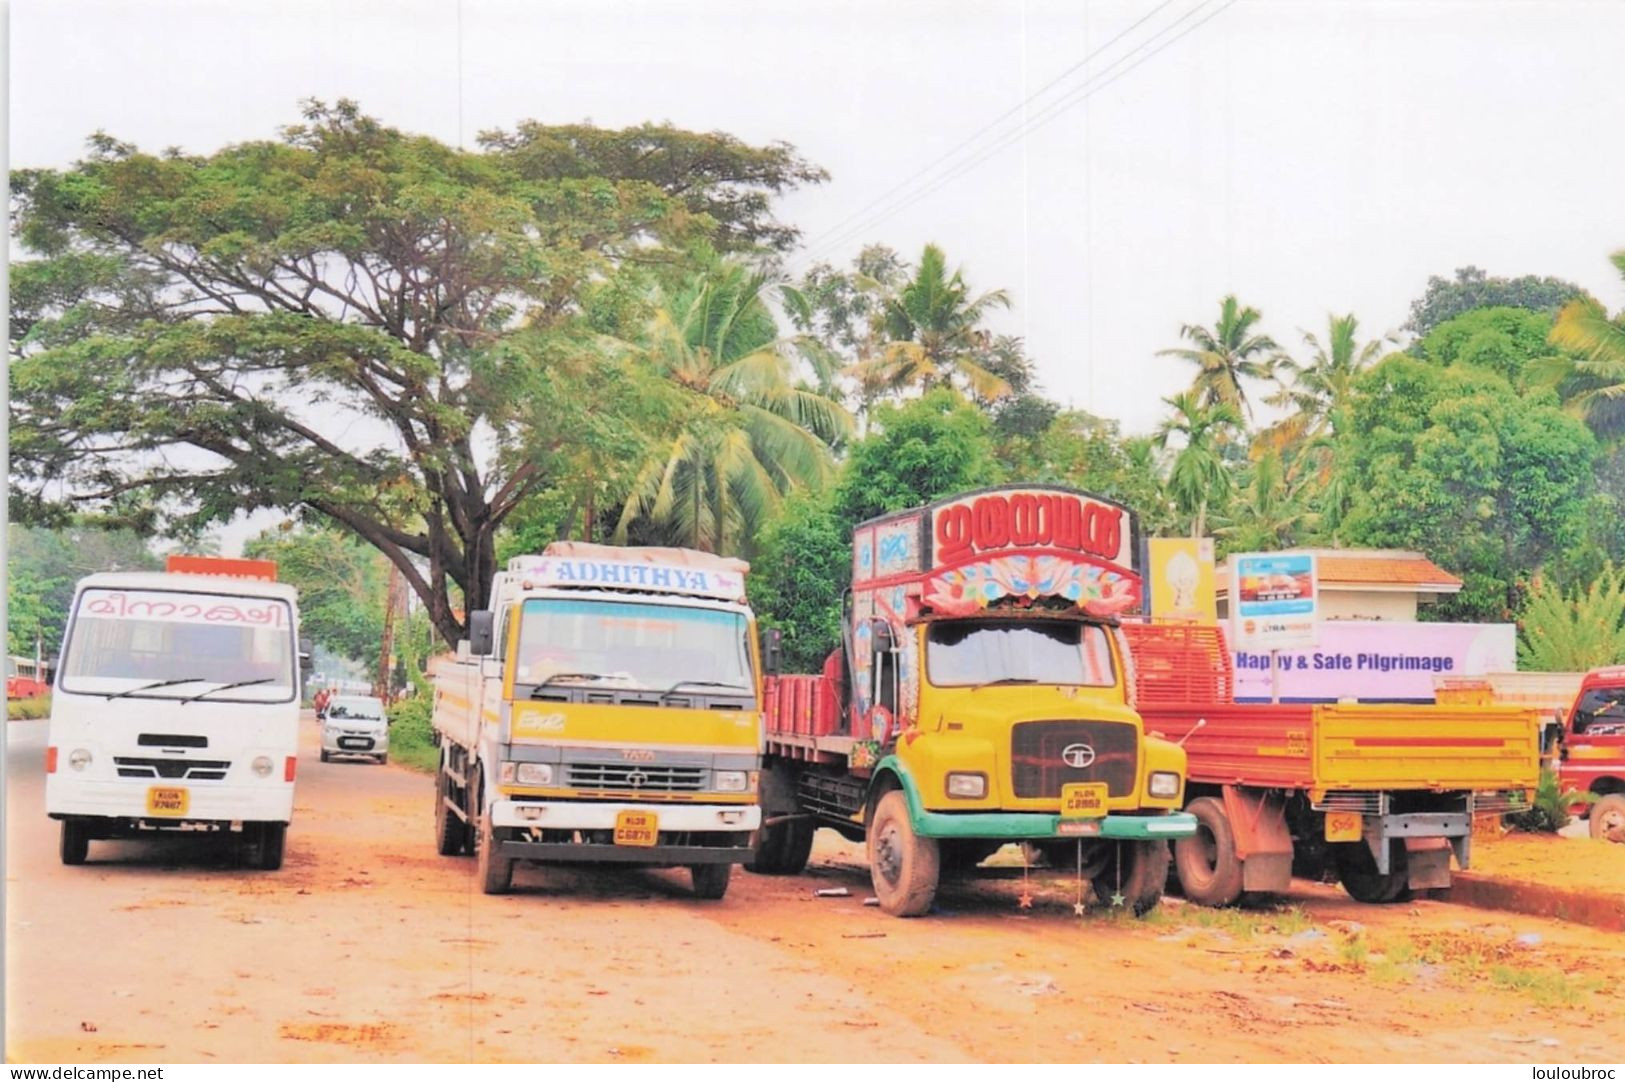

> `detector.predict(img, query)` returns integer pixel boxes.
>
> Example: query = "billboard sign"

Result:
[1148,537,1217,622]
[1232,621,1516,702]
[1231,552,1317,648]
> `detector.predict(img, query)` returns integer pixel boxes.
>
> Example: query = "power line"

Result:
[797,0,1184,254]
[797,0,1237,268]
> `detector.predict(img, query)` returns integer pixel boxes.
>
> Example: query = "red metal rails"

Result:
[763,675,841,740]
[1123,622,1234,706]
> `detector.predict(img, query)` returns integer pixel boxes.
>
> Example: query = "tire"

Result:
[1589,793,1625,843]
[865,789,940,917]
[251,823,287,871]
[747,817,815,875]
[320,749,331,763]
[1173,796,1245,907]
[1093,840,1170,916]
[60,819,89,866]
[1334,839,1409,903]
[690,863,732,900]
[375,754,387,765]
[434,763,469,857]
[475,780,514,895]
[939,840,1002,874]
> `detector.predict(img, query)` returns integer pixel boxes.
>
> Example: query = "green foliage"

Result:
[1154,392,1242,538]
[751,490,850,671]
[1504,767,1589,834]
[384,694,437,773]
[995,410,1179,537]
[6,697,52,720]
[1417,306,1562,386]
[1547,250,1625,441]
[1158,295,1279,419]
[244,524,388,665]
[5,525,162,657]
[1516,564,1625,671]
[1405,265,1589,337]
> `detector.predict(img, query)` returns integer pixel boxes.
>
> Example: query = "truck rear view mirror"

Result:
[764,628,783,676]
[468,610,495,656]
[298,636,315,674]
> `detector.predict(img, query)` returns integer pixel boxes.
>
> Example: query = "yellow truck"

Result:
[754,486,1197,917]
[430,543,764,898]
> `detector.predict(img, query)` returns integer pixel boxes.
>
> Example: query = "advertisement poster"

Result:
[1232,621,1517,702]
[1231,552,1318,648]
[1147,537,1217,621]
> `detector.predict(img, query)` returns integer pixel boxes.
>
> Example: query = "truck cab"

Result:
[1559,666,1625,842]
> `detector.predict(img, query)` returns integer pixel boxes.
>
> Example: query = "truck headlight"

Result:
[1148,771,1181,798]
[68,748,92,771]
[251,755,274,777]
[946,772,987,799]
[714,770,750,793]
[515,763,553,786]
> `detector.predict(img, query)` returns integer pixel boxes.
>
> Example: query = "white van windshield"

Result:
[59,588,296,702]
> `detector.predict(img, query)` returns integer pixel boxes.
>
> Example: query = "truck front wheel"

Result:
[866,790,940,917]
[475,795,514,895]
[1173,796,1245,906]
[1589,793,1625,843]
[1093,840,1170,916]
[249,823,287,871]
[690,863,732,900]
[60,819,89,866]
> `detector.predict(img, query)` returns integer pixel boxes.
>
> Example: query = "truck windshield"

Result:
[926,620,1115,688]
[515,598,753,698]
[1573,687,1625,735]
[59,588,296,702]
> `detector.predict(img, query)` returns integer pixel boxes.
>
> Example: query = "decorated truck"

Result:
[750,486,1197,917]
[431,543,764,898]
[1122,622,1543,903]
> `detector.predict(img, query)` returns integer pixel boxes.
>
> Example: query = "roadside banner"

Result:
[1231,552,1318,649]
[1147,537,1217,621]
[1232,620,1517,702]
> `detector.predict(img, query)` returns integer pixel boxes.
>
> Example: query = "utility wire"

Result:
[797,0,1183,253]
[798,0,1237,268]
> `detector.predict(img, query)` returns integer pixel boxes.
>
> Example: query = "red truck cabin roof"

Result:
[1581,667,1625,688]
[850,486,1142,619]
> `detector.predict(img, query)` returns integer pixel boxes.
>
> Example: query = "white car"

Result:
[319,695,390,764]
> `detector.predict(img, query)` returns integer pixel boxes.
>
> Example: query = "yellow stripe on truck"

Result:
[510,701,760,750]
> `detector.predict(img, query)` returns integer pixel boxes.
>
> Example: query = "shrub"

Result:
[1504,767,1591,833]
[1517,564,1625,671]
[6,696,51,720]
[385,694,437,773]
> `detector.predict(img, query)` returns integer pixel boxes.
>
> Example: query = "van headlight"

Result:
[946,772,987,799]
[68,748,92,771]
[714,770,750,793]
[1148,771,1181,798]
[251,756,274,777]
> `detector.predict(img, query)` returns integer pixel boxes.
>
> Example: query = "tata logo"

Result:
[1060,743,1097,769]
[621,749,657,762]
[624,770,648,788]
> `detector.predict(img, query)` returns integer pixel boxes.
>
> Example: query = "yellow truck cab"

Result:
[755,486,1197,916]
[431,543,764,899]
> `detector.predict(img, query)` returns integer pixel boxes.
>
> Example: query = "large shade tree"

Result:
[9,101,827,645]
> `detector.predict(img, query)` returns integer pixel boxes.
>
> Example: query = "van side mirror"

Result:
[298,637,315,674]
[763,628,783,676]
[468,610,495,657]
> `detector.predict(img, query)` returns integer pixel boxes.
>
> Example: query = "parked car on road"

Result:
[320,695,390,764]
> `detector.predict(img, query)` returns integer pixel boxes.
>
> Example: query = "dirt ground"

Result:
[7,715,1624,1064]
[1470,829,1625,894]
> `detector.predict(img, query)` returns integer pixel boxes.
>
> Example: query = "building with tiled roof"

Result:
[1216,548,1462,622]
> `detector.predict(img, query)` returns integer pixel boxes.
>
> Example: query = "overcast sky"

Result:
[12,0,1625,552]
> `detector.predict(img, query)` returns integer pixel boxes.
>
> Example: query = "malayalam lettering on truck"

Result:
[752,486,1197,918]
[45,557,311,870]
[431,543,764,898]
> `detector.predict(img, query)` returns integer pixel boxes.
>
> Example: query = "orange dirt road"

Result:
[7,715,1623,1064]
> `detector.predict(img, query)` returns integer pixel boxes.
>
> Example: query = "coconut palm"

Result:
[845,244,1015,405]
[1154,391,1242,538]
[1159,296,1280,419]
[616,263,852,554]
[1547,250,1625,441]
[1213,447,1318,552]
[1266,313,1391,446]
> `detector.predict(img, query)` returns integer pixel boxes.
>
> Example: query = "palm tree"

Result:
[845,244,1014,405]
[1159,295,1280,419]
[1214,447,1318,551]
[1266,313,1391,446]
[1547,250,1625,441]
[616,263,852,554]
[1154,391,1242,538]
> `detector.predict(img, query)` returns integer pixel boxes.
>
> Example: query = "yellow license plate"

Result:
[613,810,657,847]
[147,786,189,817]
[1060,782,1108,819]
[1325,811,1363,842]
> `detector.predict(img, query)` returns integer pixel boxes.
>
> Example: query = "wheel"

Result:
[1173,796,1245,906]
[60,819,89,866]
[320,749,331,763]
[1093,840,1170,916]
[1590,793,1625,843]
[475,779,513,895]
[1334,839,1409,903]
[746,816,815,875]
[865,789,940,917]
[250,823,286,871]
[434,763,470,856]
[939,840,1002,874]
[690,863,732,900]
[375,754,387,765]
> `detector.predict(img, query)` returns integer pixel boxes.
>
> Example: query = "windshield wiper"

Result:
[179,677,277,705]
[527,673,605,697]
[658,679,750,703]
[971,676,1039,691]
[105,677,209,701]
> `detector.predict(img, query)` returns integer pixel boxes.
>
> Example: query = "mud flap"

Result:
[1222,786,1294,894]
[1403,836,1453,890]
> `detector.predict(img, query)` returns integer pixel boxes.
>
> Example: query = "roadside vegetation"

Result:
[6,696,51,721]
[385,694,437,774]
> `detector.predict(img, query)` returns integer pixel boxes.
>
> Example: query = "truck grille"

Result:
[1010,720,1137,799]
[113,756,230,781]
[565,763,707,792]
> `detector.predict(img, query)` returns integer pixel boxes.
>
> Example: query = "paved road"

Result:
[7,715,1623,1063]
